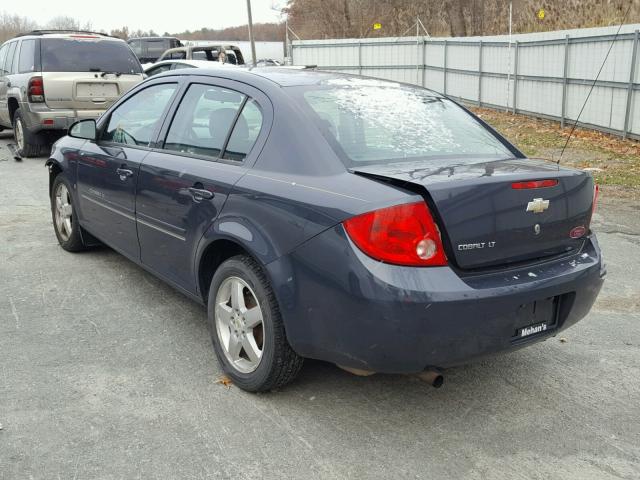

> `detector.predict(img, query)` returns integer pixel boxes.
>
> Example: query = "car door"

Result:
[76,81,179,259]
[136,79,268,293]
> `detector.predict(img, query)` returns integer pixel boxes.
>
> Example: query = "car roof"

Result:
[152,66,442,91]
[14,30,118,40]
[145,59,239,70]
[129,36,180,41]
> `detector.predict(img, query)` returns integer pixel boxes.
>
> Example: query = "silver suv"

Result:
[0,30,144,157]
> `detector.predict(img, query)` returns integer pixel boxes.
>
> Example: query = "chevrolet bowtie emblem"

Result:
[526,198,550,213]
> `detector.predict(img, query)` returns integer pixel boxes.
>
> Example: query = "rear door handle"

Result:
[188,187,214,201]
[116,167,133,181]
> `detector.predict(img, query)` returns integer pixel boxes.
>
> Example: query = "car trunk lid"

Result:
[352,157,595,270]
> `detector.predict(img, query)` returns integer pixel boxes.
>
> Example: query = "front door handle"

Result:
[116,167,133,181]
[188,187,214,201]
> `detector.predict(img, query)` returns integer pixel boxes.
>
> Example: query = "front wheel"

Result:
[208,255,303,392]
[51,175,87,252]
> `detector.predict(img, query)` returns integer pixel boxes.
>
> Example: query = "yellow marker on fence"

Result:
[537,9,545,20]
[373,23,382,30]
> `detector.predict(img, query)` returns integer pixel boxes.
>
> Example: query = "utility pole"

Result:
[506,0,513,112]
[246,0,257,66]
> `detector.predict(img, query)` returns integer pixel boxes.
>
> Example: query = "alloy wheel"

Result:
[214,276,264,374]
[15,119,25,152]
[54,183,73,242]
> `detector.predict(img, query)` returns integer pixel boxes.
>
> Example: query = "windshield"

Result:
[293,78,514,166]
[41,38,142,74]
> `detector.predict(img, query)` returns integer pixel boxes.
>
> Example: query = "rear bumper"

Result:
[269,226,605,373]
[20,102,105,133]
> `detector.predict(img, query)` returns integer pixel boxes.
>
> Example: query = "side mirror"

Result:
[69,119,97,141]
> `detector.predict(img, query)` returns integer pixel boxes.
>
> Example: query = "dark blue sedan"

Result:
[47,68,605,392]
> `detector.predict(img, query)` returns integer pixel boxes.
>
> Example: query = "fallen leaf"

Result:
[216,375,233,389]
[559,337,568,343]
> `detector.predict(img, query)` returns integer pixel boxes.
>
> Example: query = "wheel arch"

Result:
[196,237,261,305]
[45,158,64,196]
[7,97,19,124]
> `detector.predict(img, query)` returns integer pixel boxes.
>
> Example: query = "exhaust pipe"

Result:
[416,370,444,388]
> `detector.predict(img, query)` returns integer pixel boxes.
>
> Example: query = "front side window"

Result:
[18,39,36,73]
[294,78,513,166]
[164,84,245,159]
[102,83,177,147]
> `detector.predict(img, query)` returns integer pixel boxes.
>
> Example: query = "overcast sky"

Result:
[7,0,285,33]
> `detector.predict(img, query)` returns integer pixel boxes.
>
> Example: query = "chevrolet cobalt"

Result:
[47,68,605,391]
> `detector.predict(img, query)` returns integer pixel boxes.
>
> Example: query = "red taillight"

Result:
[511,179,558,189]
[343,202,447,267]
[28,76,45,102]
[592,183,599,214]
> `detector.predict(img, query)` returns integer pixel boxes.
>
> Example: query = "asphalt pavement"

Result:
[1,131,639,479]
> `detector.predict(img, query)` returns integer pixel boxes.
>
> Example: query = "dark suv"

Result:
[127,37,183,64]
[0,30,144,157]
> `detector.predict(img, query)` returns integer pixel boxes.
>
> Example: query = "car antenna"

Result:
[558,2,633,164]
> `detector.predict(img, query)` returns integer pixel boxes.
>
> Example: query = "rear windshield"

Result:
[145,39,170,58]
[41,38,142,74]
[292,79,514,166]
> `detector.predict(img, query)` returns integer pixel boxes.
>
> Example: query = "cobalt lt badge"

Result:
[526,198,550,214]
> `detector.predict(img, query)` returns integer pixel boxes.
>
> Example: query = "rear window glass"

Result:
[145,39,169,58]
[41,38,142,74]
[294,79,513,166]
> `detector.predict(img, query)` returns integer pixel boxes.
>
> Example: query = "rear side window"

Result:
[101,83,177,147]
[223,100,263,161]
[41,38,142,74]
[18,39,37,73]
[164,84,245,159]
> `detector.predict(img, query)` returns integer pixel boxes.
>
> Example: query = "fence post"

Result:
[513,41,519,114]
[422,38,427,87]
[443,40,448,95]
[478,40,483,107]
[561,34,570,128]
[358,40,362,76]
[624,30,639,138]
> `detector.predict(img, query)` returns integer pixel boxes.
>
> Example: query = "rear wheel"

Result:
[51,175,86,252]
[208,255,303,392]
[13,109,47,157]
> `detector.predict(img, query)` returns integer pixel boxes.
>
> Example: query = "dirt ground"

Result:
[472,107,640,198]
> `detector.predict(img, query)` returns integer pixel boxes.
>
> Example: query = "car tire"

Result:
[208,255,303,392]
[13,109,47,158]
[51,175,87,252]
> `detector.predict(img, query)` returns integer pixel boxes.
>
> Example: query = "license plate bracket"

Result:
[513,296,559,340]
